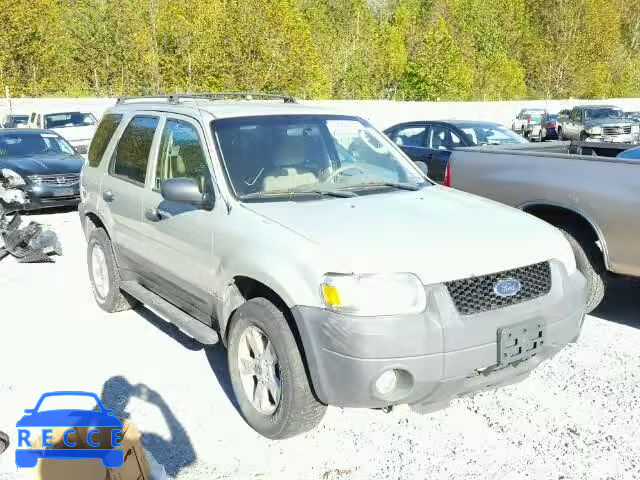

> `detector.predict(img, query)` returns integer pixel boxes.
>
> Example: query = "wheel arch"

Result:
[520,202,610,269]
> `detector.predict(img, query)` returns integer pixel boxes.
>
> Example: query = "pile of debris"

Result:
[0,168,62,263]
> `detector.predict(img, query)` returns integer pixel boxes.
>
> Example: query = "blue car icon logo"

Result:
[15,391,124,469]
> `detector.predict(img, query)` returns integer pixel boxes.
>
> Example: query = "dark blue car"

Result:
[15,391,123,468]
[384,120,528,183]
[0,129,84,210]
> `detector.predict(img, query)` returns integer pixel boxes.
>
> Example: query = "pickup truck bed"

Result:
[448,141,640,311]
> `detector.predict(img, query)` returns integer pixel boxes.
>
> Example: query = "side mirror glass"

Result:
[161,178,203,206]
[415,161,429,176]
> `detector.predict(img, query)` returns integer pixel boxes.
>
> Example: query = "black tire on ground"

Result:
[227,298,326,439]
[559,224,606,313]
[87,228,138,313]
[539,128,544,142]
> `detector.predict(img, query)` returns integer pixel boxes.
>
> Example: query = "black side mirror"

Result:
[415,161,429,177]
[161,178,204,206]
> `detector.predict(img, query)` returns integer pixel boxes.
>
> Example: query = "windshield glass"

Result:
[0,133,75,157]
[44,112,97,129]
[213,115,426,199]
[584,108,623,120]
[459,124,528,146]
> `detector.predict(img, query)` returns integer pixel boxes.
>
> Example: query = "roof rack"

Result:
[116,92,297,105]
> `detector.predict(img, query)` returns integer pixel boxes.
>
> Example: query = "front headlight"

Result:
[585,126,602,135]
[27,175,43,185]
[631,125,640,134]
[0,168,26,187]
[320,273,426,316]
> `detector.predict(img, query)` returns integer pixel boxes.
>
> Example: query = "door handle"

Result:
[145,208,172,222]
[102,190,114,202]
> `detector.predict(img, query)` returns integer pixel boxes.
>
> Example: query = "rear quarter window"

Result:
[110,116,159,185]
[88,114,123,167]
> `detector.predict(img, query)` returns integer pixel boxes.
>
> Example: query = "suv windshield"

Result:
[213,115,427,199]
[459,124,528,146]
[584,108,623,120]
[0,132,75,157]
[44,112,97,129]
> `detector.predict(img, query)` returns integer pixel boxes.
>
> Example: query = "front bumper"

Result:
[22,184,80,210]
[292,260,586,410]
[585,133,639,144]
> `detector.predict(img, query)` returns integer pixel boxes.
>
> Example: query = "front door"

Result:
[137,115,217,324]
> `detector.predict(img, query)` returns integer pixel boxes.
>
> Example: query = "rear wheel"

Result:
[227,298,326,439]
[559,224,606,313]
[87,228,138,313]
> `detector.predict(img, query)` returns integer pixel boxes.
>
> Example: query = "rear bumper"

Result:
[292,260,586,409]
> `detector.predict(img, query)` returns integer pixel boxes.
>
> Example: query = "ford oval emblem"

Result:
[493,278,521,297]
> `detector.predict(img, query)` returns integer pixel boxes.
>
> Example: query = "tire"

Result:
[0,430,9,455]
[87,228,138,313]
[559,224,606,313]
[539,128,545,142]
[227,298,326,439]
[558,127,564,141]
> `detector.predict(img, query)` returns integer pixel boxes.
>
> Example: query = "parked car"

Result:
[617,145,640,159]
[384,120,528,182]
[80,93,585,439]
[625,111,640,122]
[511,108,547,138]
[447,141,640,312]
[0,129,84,210]
[1,114,29,129]
[535,113,560,142]
[557,105,640,143]
[27,110,98,154]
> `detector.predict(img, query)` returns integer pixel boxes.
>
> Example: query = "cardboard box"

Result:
[30,420,150,480]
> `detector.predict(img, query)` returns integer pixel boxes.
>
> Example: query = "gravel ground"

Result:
[1,209,639,480]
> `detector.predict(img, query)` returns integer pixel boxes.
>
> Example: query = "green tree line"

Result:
[1,0,639,100]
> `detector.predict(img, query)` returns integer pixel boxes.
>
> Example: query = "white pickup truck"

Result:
[27,110,98,154]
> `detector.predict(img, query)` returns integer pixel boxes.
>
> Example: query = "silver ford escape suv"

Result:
[79,93,586,439]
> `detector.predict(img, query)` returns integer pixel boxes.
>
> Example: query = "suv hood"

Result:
[243,187,574,285]
[586,118,634,127]
[0,153,85,176]
[50,125,96,142]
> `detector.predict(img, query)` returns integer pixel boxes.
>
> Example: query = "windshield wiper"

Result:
[239,188,357,201]
[348,181,422,191]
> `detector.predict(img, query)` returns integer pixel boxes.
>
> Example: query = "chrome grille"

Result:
[30,174,80,186]
[602,126,631,136]
[445,262,552,315]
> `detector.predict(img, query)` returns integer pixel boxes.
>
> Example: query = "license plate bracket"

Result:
[497,320,545,366]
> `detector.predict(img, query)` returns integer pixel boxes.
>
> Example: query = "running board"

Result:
[121,281,219,345]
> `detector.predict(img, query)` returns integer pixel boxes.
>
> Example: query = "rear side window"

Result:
[111,116,159,185]
[88,114,122,167]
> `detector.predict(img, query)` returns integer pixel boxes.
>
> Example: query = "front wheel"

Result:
[227,298,326,439]
[559,224,606,313]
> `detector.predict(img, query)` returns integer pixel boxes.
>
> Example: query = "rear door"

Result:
[137,114,217,323]
[99,115,160,275]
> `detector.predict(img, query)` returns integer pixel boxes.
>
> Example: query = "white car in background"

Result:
[511,108,546,139]
[26,110,98,154]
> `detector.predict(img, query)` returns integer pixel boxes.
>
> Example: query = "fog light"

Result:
[375,370,398,395]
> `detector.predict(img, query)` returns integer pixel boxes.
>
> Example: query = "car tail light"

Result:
[443,162,451,187]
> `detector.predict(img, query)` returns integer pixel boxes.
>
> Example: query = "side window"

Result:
[392,126,428,148]
[428,126,462,150]
[155,119,209,192]
[111,116,159,185]
[571,109,580,121]
[88,114,122,167]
